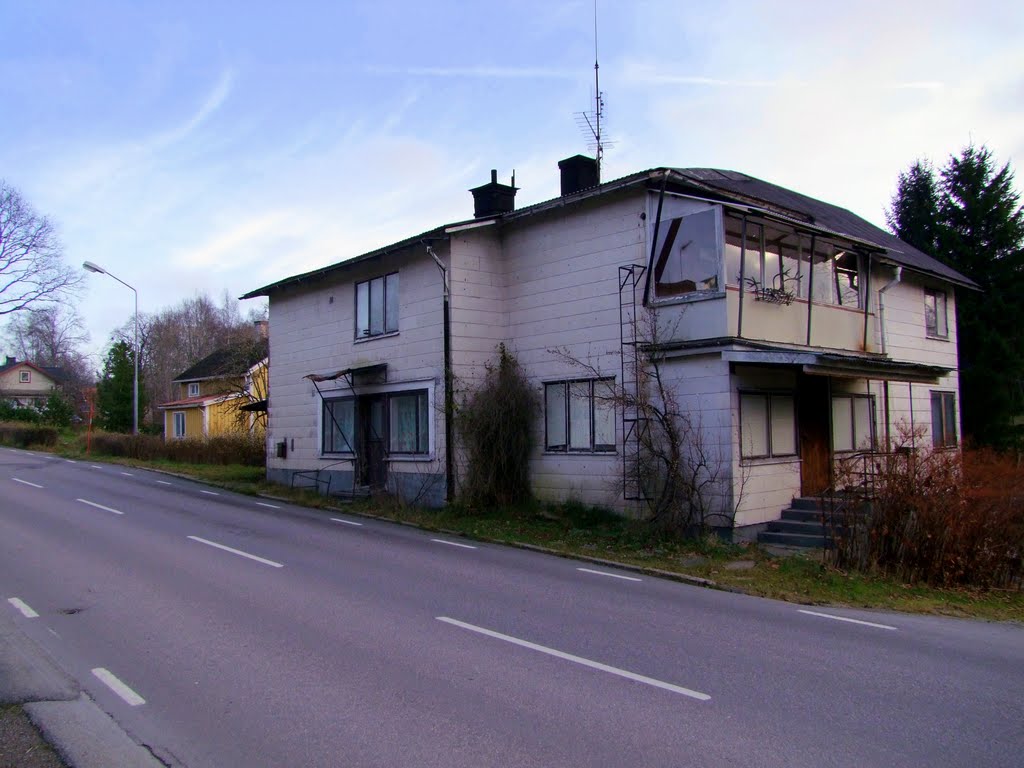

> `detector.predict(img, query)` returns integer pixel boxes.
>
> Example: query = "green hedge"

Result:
[89,432,265,466]
[0,422,58,448]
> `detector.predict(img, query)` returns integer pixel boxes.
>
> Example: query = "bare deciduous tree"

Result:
[551,307,744,535]
[0,180,81,316]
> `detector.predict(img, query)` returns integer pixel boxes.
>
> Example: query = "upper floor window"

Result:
[740,392,796,459]
[356,273,399,338]
[832,394,875,452]
[725,213,863,308]
[653,209,720,298]
[544,379,616,452]
[930,391,957,448]
[924,289,948,338]
[188,382,200,397]
[19,370,31,383]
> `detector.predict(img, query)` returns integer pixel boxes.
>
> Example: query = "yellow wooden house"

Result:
[158,342,268,441]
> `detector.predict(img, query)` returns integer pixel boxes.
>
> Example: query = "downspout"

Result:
[426,245,454,504]
[877,265,903,448]
[877,265,902,356]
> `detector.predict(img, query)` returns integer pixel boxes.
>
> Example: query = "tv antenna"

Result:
[575,0,611,179]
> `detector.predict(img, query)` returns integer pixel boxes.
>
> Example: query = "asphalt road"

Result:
[1,447,1022,768]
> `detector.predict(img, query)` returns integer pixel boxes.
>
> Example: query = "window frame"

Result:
[930,390,958,448]
[831,394,876,453]
[187,382,200,397]
[739,390,797,460]
[651,208,723,300]
[172,411,186,439]
[355,272,399,339]
[19,370,31,383]
[321,388,430,457]
[543,378,616,454]
[924,288,949,338]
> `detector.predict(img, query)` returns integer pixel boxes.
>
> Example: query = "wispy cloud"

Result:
[367,65,577,80]
[147,68,235,149]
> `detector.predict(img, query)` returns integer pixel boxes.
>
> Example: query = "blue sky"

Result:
[2,0,1022,363]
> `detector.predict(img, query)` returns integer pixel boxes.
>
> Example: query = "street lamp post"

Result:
[83,261,139,435]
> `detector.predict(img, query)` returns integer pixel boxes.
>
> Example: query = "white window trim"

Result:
[831,394,877,453]
[188,382,200,397]
[739,390,797,460]
[930,390,958,448]
[543,377,617,454]
[172,411,186,439]
[355,272,399,340]
[924,288,949,339]
[19,370,31,383]
[319,380,435,460]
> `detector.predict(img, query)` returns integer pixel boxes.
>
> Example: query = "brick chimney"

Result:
[470,169,518,218]
[558,155,599,196]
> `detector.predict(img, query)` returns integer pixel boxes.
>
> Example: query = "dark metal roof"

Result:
[666,169,977,289]
[172,340,268,383]
[239,165,976,299]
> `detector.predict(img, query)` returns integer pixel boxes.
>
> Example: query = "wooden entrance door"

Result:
[797,373,831,496]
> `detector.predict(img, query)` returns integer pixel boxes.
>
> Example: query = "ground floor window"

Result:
[322,390,429,456]
[544,378,616,452]
[832,394,875,452]
[740,392,796,458]
[172,411,186,439]
[323,398,356,453]
[931,391,957,448]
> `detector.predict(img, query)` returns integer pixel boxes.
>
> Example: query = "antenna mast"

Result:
[575,0,608,181]
[593,0,602,179]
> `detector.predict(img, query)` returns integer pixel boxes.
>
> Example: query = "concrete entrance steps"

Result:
[757,497,830,549]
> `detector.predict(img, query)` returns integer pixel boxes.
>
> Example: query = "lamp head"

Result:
[82,261,106,274]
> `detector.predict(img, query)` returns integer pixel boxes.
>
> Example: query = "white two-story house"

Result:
[242,157,974,536]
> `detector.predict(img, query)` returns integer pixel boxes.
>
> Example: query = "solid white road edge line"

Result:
[437,617,710,701]
[187,536,284,568]
[91,668,146,707]
[76,499,124,515]
[12,478,43,489]
[330,517,363,526]
[577,567,642,582]
[256,502,281,509]
[200,490,219,496]
[8,598,39,618]
[431,538,477,550]
[797,609,898,631]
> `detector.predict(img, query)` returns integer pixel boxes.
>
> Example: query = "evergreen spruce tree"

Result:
[96,340,144,432]
[889,145,1024,448]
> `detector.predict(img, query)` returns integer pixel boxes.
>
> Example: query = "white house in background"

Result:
[241,157,975,537]
[0,356,64,408]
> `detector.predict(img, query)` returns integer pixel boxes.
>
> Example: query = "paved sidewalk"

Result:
[0,610,162,768]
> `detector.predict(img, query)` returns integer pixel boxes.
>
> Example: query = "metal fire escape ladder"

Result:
[619,264,650,501]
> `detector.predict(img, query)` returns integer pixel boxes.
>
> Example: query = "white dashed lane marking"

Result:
[91,668,146,706]
[798,609,897,631]
[437,617,711,701]
[8,598,39,618]
[12,478,43,489]
[187,536,284,568]
[76,499,124,516]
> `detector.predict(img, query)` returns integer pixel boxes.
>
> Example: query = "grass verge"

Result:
[33,441,1024,624]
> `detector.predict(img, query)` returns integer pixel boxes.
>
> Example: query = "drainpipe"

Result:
[426,245,454,503]
[877,265,902,356]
